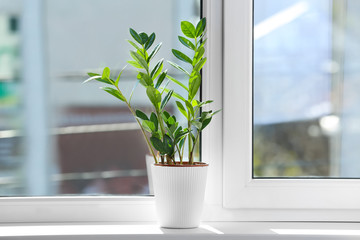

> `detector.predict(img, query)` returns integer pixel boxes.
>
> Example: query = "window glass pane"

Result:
[0,0,23,195]
[0,0,200,196]
[253,0,360,178]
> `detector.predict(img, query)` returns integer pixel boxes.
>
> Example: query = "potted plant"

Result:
[84,18,218,228]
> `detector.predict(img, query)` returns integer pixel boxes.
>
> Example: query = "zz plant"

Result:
[84,18,218,165]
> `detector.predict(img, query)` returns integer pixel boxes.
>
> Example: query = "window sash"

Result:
[223,0,360,220]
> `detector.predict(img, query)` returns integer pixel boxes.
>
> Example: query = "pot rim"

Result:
[153,162,208,167]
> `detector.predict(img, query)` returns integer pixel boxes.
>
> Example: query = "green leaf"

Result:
[150,112,158,132]
[100,87,126,102]
[83,75,101,84]
[212,109,222,116]
[193,47,205,65]
[176,101,188,119]
[163,89,186,102]
[142,120,155,133]
[178,36,195,50]
[130,51,148,71]
[129,28,142,45]
[172,49,192,64]
[136,109,149,120]
[192,99,200,107]
[161,90,173,110]
[193,57,207,72]
[201,117,212,130]
[189,73,201,100]
[191,120,202,130]
[87,72,100,77]
[166,74,188,91]
[115,65,127,87]
[137,72,153,86]
[179,137,185,150]
[162,111,171,121]
[163,134,174,155]
[155,71,167,89]
[139,32,148,45]
[198,38,208,49]
[145,33,155,50]
[195,18,206,37]
[127,60,143,69]
[150,59,164,80]
[146,86,162,110]
[150,136,165,154]
[181,21,196,38]
[102,67,110,80]
[149,42,162,61]
[127,40,144,55]
[129,79,140,103]
[168,61,190,76]
[185,100,194,117]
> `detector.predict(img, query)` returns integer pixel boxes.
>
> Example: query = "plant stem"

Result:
[114,84,158,164]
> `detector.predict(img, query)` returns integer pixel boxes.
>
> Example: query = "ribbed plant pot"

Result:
[151,162,208,228]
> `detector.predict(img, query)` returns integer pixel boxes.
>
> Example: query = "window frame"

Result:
[223,0,360,221]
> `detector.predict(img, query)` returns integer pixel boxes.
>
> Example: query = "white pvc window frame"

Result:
[223,0,360,221]
[0,0,225,223]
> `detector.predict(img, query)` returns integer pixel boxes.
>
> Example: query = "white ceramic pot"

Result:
[151,163,208,228]
[145,155,155,195]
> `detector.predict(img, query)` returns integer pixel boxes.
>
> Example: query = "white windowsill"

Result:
[1,222,360,239]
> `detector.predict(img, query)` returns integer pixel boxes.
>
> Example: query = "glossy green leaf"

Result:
[198,38,208,49]
[149,42,162,61]
[193,57,207,72]
[83,75,101,84]
[185,100,194,117]
[129,28,142,45]
[193,47,205,65]
[137,72,152,86]
[166,74,188,91]
[115,65,127,87]
[127,40,143,54]
[102,67,110,80]
[179,137,185,150]
[139,32,148,45]
[87,72,99,77]
[129,79,140,103]
[201,117,212,130]
[155,71,167,89]
[172,49,192,64]
[163,134,174,155]
[100,87,126,102]
[136,109,149,120]
[142,120,155,133]
[150,112,158,132]
[189,73,201,100]
[191,120,202,130]
[181,21,196,38]
[195,18,206,37]
[150,59,163,80]
[176,101,188,119]
[161,111,171,121]
[212,109,222,116]
[162,89,186,102]
[130,51,148,71]
[178,36,195,50]
[161,90,173,110]
[146,86,161,110]
[168,61,190,76]
[150,136,165,154]
[127,60,143,69]
[145,33,155,50]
